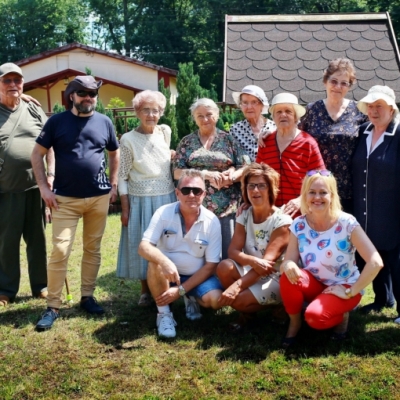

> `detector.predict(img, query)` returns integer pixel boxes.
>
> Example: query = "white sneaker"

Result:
[394,316,400,325]
[184,296,202,321]
[156,312,177,338]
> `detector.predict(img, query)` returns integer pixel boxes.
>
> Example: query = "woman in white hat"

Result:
[230,85,276,162]
[256,93,325,217]
[352,85,400,321]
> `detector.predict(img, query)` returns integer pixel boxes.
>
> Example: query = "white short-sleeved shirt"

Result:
[290,211,360,285]
[236,207,292,271]
[142,202,221,275]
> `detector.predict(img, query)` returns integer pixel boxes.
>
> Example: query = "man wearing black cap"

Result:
[0,62,51,307]
[31,76,120,330]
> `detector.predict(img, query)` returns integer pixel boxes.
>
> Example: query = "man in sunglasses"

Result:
[138,170,223,338]
[31,76,120,331]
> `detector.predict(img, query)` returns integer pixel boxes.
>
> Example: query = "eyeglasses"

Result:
[141,108,161,115]
[247,183,268,191]
[328,78,351,88]
[306,170,333,177]
[179,187,204,196]
[240,100,261,108]
[75,90,98,98]
[195,113,214,120]
[1,78,22,85]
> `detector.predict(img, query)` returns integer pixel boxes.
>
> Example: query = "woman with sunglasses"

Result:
[173,98,250,259]
[117,90,176,306]
[298,58,367,213]
[256,93,325,217]
[217,163,292,331]
[279,170,382,348]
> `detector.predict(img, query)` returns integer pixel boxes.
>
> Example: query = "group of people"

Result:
[1,57,399,347]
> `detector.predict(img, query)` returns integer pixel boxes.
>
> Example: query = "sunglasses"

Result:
[179,187,204,196]
[1,78,22,85]
[306,170,333,177]
[75,90,98,98]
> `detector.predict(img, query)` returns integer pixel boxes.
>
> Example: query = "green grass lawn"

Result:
[1,214,400,399]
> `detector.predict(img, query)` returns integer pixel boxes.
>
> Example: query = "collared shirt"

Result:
[142,201,222,275]
[352,120,400,250]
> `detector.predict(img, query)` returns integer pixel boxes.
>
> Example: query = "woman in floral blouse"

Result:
[298,58,367,213]
[173,98,250,259]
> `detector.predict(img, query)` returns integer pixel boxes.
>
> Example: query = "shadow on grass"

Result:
[92,272,400,361]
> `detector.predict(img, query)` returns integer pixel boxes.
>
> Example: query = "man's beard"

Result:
[74,99,96,114]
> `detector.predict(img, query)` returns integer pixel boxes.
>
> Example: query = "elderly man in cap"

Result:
[0,62,52,306]
[31,76,120,330]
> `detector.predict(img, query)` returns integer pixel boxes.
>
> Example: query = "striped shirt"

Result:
[256,131,325,207]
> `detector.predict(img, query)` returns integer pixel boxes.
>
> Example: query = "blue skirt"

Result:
[116,191,176,280]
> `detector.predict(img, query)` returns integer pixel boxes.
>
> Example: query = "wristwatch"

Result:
[178,285,186,297]
[345,288,353,298]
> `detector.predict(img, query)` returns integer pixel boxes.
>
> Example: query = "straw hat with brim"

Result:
[0,63,23,78]
[357,85,399,116]
[232,85,269,114]
[269,93,306,119]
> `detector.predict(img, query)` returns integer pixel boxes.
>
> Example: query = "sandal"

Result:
[330,331,347,341]
[0,295,10,307]
[228,312,256,333]
[331,312,349,341]
[138,293,153,307]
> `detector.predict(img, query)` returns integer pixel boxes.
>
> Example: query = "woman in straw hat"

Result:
[256,93,325,217]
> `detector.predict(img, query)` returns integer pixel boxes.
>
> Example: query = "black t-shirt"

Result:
[36,111,119,198]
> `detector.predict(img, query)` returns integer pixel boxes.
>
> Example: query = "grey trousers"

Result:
[0,188,47,299]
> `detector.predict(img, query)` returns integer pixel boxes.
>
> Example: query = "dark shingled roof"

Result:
[223,13,400,105]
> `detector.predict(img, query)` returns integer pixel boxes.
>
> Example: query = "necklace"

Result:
[306,215,336,233]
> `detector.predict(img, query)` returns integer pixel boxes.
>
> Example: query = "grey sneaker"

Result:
[184,295,202,321]
[156,312,177,338]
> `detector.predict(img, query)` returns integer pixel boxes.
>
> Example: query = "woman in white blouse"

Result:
[117,90,175,306]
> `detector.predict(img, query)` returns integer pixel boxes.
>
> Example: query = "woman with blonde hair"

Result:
[117,90,176,306]
[280,170,382,348]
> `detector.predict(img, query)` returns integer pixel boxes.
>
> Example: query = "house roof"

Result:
[16,42,178,76]
[224,13,400,105]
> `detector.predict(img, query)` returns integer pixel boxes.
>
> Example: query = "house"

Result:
[223,13,400,105]
[15,42,178,113]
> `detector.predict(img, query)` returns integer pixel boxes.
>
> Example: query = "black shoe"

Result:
[359,303,384,315]
[80,296,104,315]
[281,336,297,349]
[36,307,59,331]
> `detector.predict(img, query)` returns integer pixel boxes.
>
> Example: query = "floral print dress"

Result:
[173,129,250,218]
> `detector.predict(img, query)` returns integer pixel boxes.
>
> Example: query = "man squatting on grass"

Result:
[138,169,223,338]
[31,76,120,331]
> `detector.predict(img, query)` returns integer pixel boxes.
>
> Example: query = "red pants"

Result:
[280,269,362,330]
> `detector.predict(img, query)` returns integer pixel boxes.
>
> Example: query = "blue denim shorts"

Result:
[172,275,223,299]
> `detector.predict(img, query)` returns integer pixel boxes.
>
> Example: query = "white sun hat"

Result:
[232,85,269,114]
[357,85,399,116]
[269,93,306,119]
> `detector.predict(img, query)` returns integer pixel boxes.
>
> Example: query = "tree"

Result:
[0,0,88,62]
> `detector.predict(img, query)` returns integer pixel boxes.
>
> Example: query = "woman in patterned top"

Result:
[298,58,367,213]
[173,98,250,259]
[117,90,176,306]
[230,85,276,162]
[279,171,382,348]
[217,163,292,331]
